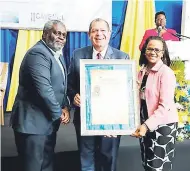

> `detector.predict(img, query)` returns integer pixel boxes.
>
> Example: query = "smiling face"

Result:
[145,39,164,66]
[44,23,67,51]
[88,20,111,52]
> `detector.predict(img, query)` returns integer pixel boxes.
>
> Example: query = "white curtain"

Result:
[181,1,190,37]
[181,1,190,80]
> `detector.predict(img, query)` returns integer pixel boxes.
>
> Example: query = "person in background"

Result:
[10,20,70,171]
[132,36,178,171]
[139,11,179,50]
[67,18,129,171]
[0,62,8,125]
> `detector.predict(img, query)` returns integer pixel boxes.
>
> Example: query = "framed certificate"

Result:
[80,59,139,135]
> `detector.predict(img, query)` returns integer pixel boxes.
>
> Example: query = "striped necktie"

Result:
[96,53,103,59]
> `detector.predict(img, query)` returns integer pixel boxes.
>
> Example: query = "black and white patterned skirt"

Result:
[139,123,177,171]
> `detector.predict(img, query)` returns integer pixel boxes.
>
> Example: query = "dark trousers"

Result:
[75,124,121,171]
[14,131,56,171]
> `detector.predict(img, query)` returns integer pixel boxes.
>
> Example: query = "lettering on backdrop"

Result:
[31,12,65,22]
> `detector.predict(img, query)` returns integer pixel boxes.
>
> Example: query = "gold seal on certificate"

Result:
[92,85,101,96]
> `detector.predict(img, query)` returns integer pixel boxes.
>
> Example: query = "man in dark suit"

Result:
[10,20,70,171]
[67,18,129,171]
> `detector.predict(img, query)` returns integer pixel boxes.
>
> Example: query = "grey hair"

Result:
[42,20,65,39]
[89,18,111,32]
[43,20,65,32]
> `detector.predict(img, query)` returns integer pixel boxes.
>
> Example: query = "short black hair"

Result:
[139,36,171,66]
[155,11,166,22]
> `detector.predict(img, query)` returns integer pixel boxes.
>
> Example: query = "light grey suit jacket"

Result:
[67,45,129,124]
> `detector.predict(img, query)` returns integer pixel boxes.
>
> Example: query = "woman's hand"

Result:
[131,124,148,138]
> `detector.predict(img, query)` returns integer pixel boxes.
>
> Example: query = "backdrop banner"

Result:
[0,0,111,31]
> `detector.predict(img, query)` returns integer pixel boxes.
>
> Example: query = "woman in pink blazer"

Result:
[132,36,178,171]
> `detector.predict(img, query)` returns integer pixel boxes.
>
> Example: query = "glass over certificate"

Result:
[80,59,139,135]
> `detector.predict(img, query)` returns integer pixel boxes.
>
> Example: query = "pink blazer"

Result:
[138,60,179,131]
[139,28,179,50]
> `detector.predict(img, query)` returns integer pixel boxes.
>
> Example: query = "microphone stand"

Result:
[166,29,190,40]
[175,33,190,40]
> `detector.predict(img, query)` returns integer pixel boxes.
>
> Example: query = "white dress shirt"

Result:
[92,46,108,59]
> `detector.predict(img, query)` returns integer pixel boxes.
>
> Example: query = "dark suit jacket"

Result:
[67,45,129,124]
[11,40,68,135]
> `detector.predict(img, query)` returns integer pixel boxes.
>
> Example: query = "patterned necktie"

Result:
[96,53,102,59]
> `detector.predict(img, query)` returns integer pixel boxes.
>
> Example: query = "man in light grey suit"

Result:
[10,20,70,171]
[67,18,129,171]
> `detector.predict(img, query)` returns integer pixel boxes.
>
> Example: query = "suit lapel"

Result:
[59,55,67,83]
[104,46,114,59]
[59,55,66,71]
[84,46,93,59]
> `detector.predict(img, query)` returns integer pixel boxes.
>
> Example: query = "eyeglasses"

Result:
[146,48,163,54]
[52,30,67,38]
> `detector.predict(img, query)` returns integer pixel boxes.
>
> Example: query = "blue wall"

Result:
[155,0,183,33]
[111,0,183,34]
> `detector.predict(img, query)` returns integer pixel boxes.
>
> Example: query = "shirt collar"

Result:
[93,45,108,58]
[140,59,164,72]
[151,59,164,71]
